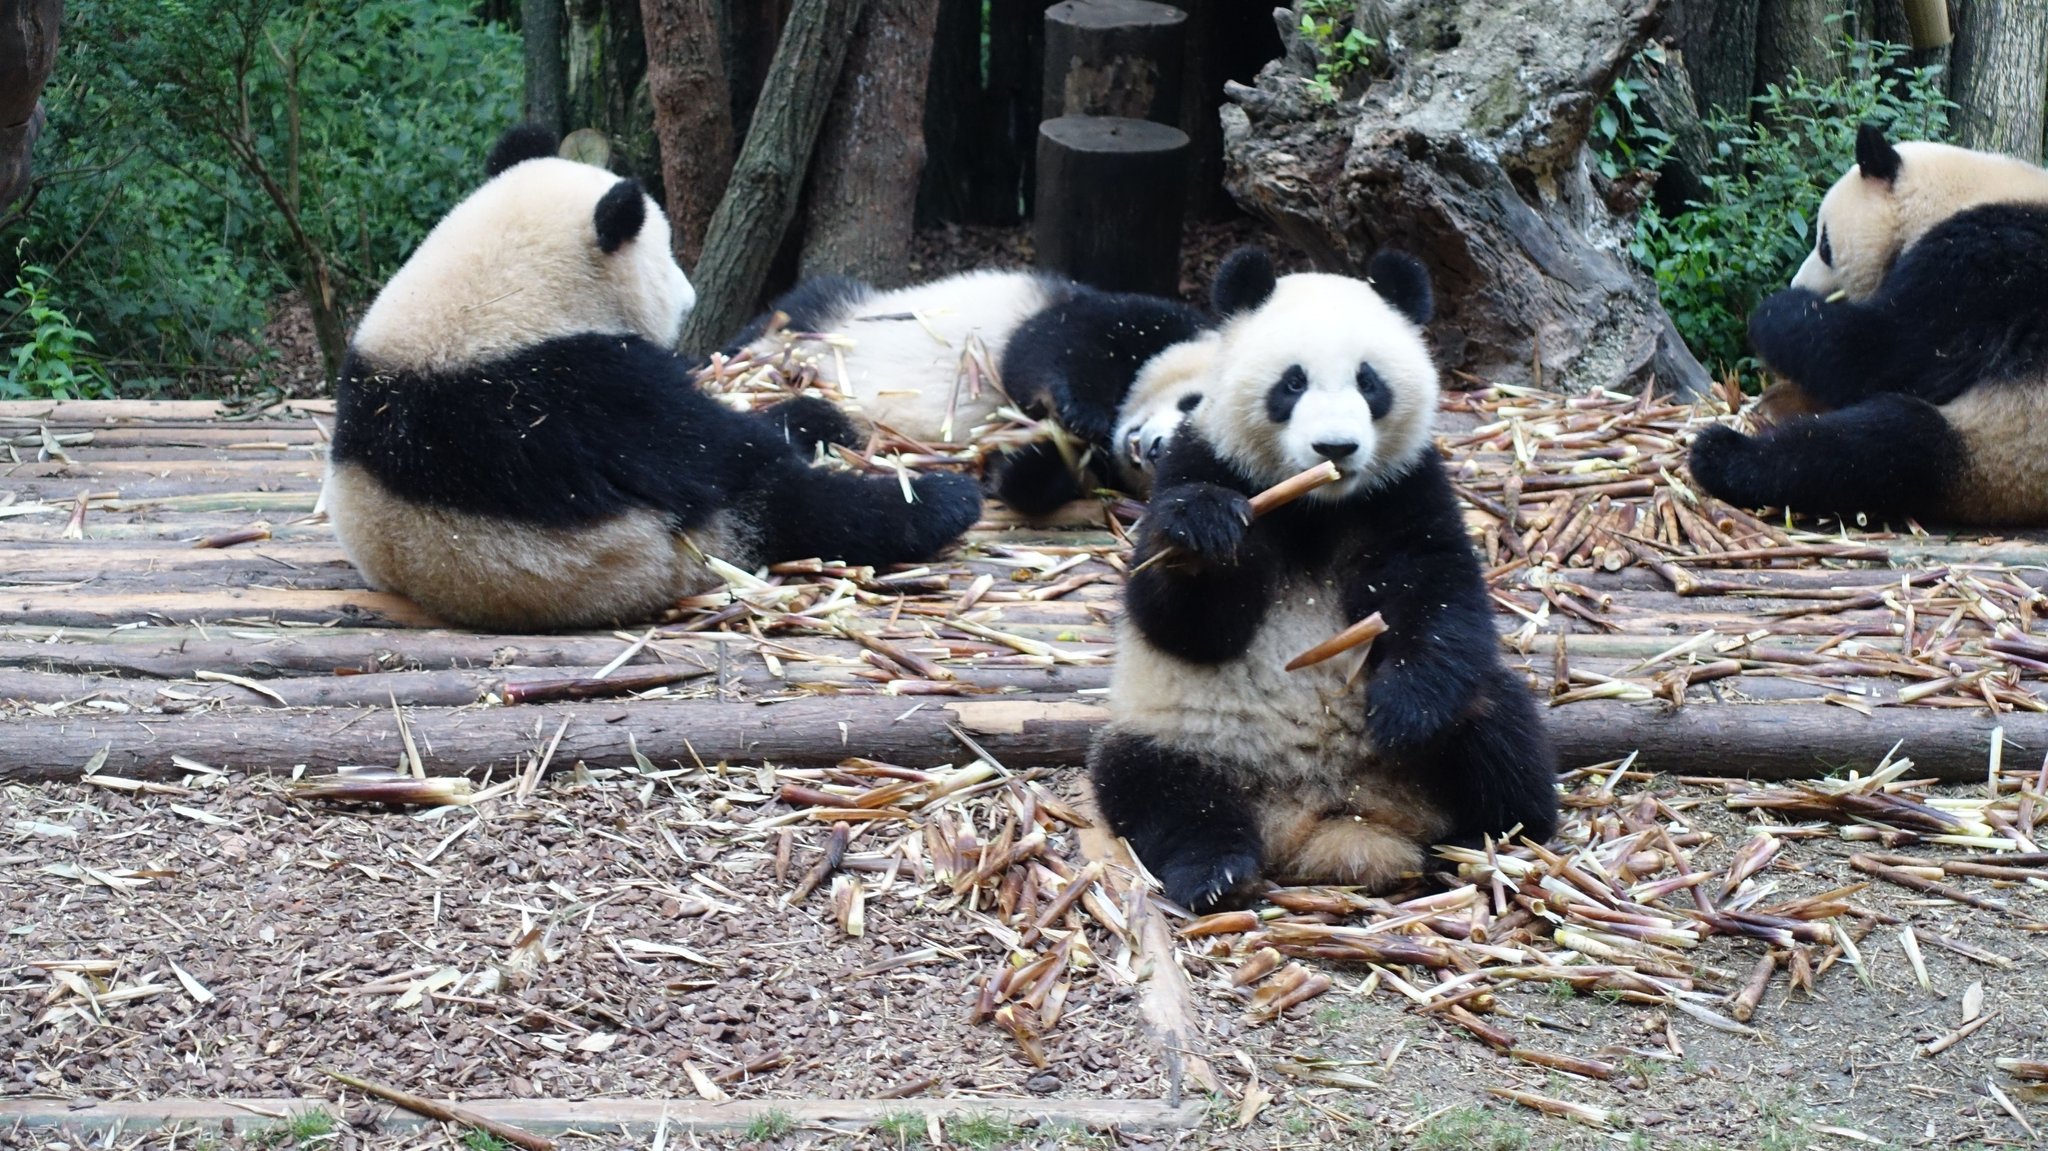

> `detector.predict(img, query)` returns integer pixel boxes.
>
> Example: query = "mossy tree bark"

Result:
[1753,0,1845,99]
[1220,0,1711,396]
[676,0,869,355]
[1663,0,1758,118]
[566,0,658,187]
[641,0,734,266]
[1948,0,2048,164]
[797,0,942,283]
[521,0,568,136]
[0,0,61,215]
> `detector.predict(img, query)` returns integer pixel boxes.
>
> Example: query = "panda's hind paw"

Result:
[1158,848,1262,914]
[902,472,985,553]
[766,396,863,455]
[1687,423,1763,507]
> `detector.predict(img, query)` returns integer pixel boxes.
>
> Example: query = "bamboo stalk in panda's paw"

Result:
[1131,461,1345,574]
[1285,611,1388,673]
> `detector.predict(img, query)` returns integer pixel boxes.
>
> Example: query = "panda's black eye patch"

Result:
[1818,225,1833,267]
[1357,363,1392,419]
[1176,392,1203,413]
[1265,366,1309,422]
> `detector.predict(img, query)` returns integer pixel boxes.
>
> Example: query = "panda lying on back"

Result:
[723,270,1207,514]
[324,126,981,631]
[1690,124,2048,525]
[1091,248,1559,911]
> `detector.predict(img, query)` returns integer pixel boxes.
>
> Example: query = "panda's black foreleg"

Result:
[1688,394,1964,519]
[986,441,1088,517]
[762,395,863,456]
[1416,668,1561,849]
[1747,289,1918,406]
[1088,730,1263,912]
[745,460,983,566]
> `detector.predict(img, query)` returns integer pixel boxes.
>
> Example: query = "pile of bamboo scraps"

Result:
[762,757,1143,1068]
[1167,751,2048,1126]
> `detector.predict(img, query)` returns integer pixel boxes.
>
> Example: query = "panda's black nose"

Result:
[1312,440,1359,460]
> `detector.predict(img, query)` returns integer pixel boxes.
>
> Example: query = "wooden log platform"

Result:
[4,395,2047,784]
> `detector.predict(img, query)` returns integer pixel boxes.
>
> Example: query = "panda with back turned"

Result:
[722,269,1209,514]
[323,126,982,632]
[1689,124,2048,525]
[1090,247,1559,912]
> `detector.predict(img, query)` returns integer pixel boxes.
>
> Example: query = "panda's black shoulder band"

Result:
[487,124,560,178]
[1212,247,1277,316]
[595,179,648,254]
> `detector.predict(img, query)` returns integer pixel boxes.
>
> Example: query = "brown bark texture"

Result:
[567,0,659,186]
[0,0,62,213]
[1221,0,1712,397]
[1661,0,1758,116]
[675,0,868,354]
[642,0,735,265]
[797,0,942,284]
[1948,0,2048,164]
[522,0,568,135]
[1753,0,1844,99]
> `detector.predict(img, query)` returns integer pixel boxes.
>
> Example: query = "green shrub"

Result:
[1297,1,1376,103]
[3,0,518,394]
[1612,34,1951,384]
[4,257,113,398]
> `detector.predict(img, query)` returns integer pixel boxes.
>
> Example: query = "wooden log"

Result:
[1,692,2040,783]
[1042,0,1187,125]
[1034,115,1188,295]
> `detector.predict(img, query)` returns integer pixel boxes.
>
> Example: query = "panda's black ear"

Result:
[1366,249,1432,327]
[1212,247,1277,317]
[487,124,560,178]
[594,179,647,254]
[1856,122,1902,185]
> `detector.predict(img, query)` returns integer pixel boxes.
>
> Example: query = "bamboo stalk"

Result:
[319,1068,556,1151]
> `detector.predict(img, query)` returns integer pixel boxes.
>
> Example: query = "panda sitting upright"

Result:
[1689,124,2048,525]
[1090,247,1559,911]
[722,270,1207,514]
[324,126,982,632]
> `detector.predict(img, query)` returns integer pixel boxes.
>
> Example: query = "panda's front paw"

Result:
[1687,424,1765,507]
[988,442,1085,517]
[1141,482,1252,563]
[766,396,863,455]
[1747,288,1827,375]
[1366,668,1449,752]
[1157,847,1262,914]
[903,472,985,553]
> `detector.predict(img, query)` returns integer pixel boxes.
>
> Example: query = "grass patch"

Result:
[875,1111,926,1148]
[1413,1105,1529,1151]
[949,1112,1023,1150]
[461,1130,511,1151]
[744,1109,798,1143]
[255,1109,335,1148]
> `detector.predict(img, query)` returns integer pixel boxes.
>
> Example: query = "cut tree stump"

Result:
[1034,115,1189,294]
[1220,0,1712,397]
[1042,0,1187,124]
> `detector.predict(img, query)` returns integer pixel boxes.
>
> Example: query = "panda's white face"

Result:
[1113,333,1216,482]
[353,156,695,371]
[1197,274,1437,501]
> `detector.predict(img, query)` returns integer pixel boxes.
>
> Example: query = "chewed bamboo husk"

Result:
[1286,611,1388,672]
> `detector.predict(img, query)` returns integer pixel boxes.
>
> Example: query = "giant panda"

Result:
[1689,124,2048,525]
[721,271,1207,514]
[1089,247,1559,912]
[323,125,982,632]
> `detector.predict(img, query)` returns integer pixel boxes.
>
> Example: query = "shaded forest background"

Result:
[1,0,2044,398]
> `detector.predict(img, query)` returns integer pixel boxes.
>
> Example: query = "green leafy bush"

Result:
[1614,36,1951,383]
[1297,1,1377,103]
[2,0,518,393]
[4,258,112,398]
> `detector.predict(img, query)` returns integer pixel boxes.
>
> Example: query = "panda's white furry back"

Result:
[1691,124,2048,525]
[722,270,1209,514]
[324,125,981,632]
[1090,247,1558,911]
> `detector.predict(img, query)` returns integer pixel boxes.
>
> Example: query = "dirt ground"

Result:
[6,754,2047,1151]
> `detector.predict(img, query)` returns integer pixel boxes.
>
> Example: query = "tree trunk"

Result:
[641,0,734,266]
[797,0,942,283]
[1041,0,1187,124]
[565,0,658,184]
[973,0,1050,223]
[1661,0,1757,117]
[1221,0,1712,397]
[914,0,981,225]
[0,0,62,214]
[1948,0,2048,164]
[722,0,788,136]
[1035,116,1188,294]
[1753,0,1844,99]
[522,0,568,135]
[676,0,870,355]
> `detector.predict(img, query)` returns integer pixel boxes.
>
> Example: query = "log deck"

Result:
[3,398,2045,784]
